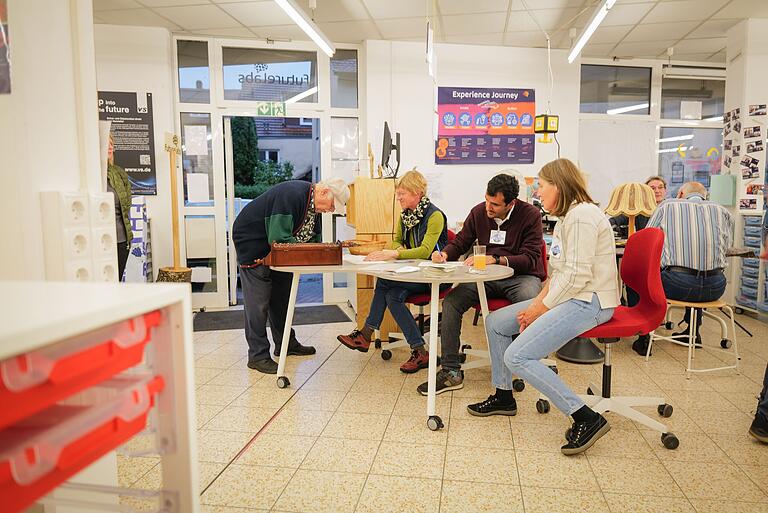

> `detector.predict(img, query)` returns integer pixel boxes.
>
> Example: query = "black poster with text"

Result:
[98,91,157,195]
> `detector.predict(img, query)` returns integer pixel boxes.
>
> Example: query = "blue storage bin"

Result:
[743,266,759,278]
[744,216,762,227]
[744,226,762,237]
[737,297,757,309]
[742,276,759,288]
[744,236,761,248]
[741,285,758,300]
[743,258,760,268]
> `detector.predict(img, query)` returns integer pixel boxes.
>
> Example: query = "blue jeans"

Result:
[661,268,726,330]
[366,279,447,349]
[487,293,614,416]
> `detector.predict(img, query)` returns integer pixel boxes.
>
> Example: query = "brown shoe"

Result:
[400,348,429,373]
[337,329,371,352]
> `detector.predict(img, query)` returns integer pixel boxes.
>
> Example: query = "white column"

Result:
[0,0,101,280]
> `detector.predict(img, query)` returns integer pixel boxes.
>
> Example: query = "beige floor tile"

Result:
[384,414,449,445]
[516,450,599,491]
[207,368,265,387]
[711,434,768,466]
[236,434,316,468]
[440,480,524,513]
[603,493,696,513]
[197,429,255,463]
[356,474,441,513]
[739,464,768,494]
[231,385,296,410]
[117,455,159,487]
[337,392,399,415]
[300,437,380,473]
[588,456,683,497]
[667,391,740,413]
[320,411,390,440]
[720,391,762,415]
[370,442,445,479]
[687,409,755,436]
[690,499,768,513]
[248,370,311,389]
[351,373,407,393]
[639,430,730,463]
[263,406,334,437]
[521,486,610,513]
[450,378,495,398]
[698,375,760,394]
[448,417,514,449]
[578,426,657,460]
[317,357,369,375]
[196,384,249,406]
[202,506,268,513]
[286,389,348,411]
[201,464,293,509]
[198,461,227,490]
[302,371,359,392]
[195,367,225,385]
[510,422,571,453]
[632,405,703,434]
[391,391,451,418]
[443,446,518,484]
[135,462,223,493]
[197,403,227,429]
[205,406,275,433]
[196,353,244,369]
[662,461,767,501]
[273,469,366,513]
[650,373,713,392]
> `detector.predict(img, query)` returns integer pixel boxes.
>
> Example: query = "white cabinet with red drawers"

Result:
[0,281,199,513]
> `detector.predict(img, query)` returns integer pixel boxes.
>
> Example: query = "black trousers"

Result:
[117,242,129,282]
[240,266,299,362]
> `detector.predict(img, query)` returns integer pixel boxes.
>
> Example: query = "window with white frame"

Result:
[258,149,280,163]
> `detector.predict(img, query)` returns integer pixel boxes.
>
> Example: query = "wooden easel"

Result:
[157,132,192,283]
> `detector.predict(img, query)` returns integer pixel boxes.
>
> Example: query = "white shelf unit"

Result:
[0,281,199,513]
[732,214,766,314]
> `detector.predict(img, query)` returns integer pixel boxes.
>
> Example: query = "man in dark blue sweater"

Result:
[233,179,349,374]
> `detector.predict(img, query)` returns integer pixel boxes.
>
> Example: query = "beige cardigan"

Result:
[542,202,620,310]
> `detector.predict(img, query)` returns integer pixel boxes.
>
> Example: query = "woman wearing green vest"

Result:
[107,133,133,281]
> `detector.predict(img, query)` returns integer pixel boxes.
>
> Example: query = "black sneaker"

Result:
[467,394,517,417]
[273,342,317,357]
[632,335,651,356]
[749,413,768,443]
[247,358,278,374]
[561,414,610,455]
[417,369,464,396]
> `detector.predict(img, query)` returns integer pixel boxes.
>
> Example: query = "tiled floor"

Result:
[120,308,768,512]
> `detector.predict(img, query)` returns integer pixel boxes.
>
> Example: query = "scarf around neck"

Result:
[401,195,431,229]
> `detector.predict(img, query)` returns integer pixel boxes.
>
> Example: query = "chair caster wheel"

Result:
[720,339,732,349]
[661,432,679,450]
[536,399,550,414]
[381,349,392,360]
[586,387,595,396]
[513,379,526,392]
[276,376,290,389]
[548,365,558,374]
[657,404,673,418]
[427,415,444,431]
[665,321,674,330]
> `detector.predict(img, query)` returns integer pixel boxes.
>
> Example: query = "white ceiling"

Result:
[92,0,768,63]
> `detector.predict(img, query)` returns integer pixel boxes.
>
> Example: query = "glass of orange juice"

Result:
[473,245,487,273]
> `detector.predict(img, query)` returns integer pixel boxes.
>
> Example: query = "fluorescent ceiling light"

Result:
[274,0,335,57]
[606,102,649,115]
[657,146,689,154]
[656,134,694,143]
[568,0,616,64]
[285,86,318,104]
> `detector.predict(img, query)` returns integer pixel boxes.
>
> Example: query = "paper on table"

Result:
[418,261,463,268]
[343,254,370,265]
[393,266,420,273]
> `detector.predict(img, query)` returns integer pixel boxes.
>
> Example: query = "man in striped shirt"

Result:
[631,182,734,356]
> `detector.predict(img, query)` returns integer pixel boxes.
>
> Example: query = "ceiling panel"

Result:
[298,0,371,22]
[506,8,580,32]
[643,0,729,24]
[442,12,507,36]
[218,1,293,26]
[510,0,584,9]
[587,24,634,45]
[707,50,726,63]
[439,0,509,15]
[251,23,310,40]
[138,0,212,7]
[623,21,699,43]
[612,39,677,58]
[668,52,717,62]
[581,42,617,57]
[688,18,740,38]
[446,33,505,46]
[95,8,182,29]
[93,0,143,10]
[187,27,256,37]
[361,0,426,19]
[374,17,426,39]
[503,30,549,47]
[317,20,381,42]
[713,0,768,19]
[154,4,241,29]
[671,37,727,54]
[600,3,653,27]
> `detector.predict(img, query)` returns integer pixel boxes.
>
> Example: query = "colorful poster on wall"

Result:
[98,91,157,195]
[0,0,9,94]
[434,86,535,165]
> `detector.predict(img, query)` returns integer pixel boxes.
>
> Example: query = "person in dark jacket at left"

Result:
[233,178,350,374]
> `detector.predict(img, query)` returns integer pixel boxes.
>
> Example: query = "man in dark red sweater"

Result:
[417,174,546,395]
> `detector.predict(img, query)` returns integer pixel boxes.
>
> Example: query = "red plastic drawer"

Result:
[0,374,165,513]
[0,310,162,430]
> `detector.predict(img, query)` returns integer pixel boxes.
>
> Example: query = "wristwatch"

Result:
[493,254,500,265]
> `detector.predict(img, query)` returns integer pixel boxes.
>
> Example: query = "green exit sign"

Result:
[255,101,286,117]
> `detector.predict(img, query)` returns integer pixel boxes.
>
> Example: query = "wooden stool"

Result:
[648,299,740,375]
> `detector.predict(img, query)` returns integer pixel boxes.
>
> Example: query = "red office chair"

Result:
[376,229,456,360]
[560,228,679,449]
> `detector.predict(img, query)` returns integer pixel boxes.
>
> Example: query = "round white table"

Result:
[271,261,514,430]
